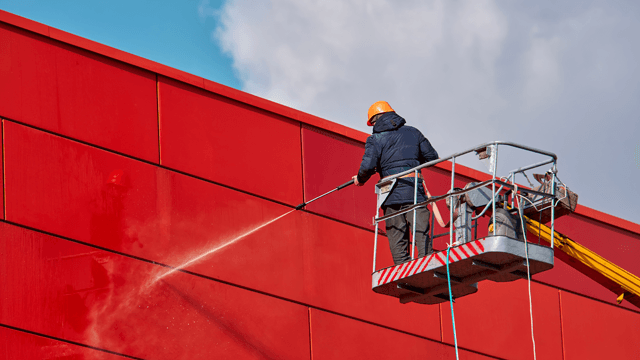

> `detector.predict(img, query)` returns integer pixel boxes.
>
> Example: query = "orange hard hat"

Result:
[367,101,394,126]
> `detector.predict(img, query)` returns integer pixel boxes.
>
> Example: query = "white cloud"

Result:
[212,0,640,222]
[523,34,562,109]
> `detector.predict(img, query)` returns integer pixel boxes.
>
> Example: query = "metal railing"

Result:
[372,141,561,273]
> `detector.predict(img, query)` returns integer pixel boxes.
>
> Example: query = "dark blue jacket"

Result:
[357,112,439,207]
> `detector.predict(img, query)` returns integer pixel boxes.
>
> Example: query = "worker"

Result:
[353,101,439,265]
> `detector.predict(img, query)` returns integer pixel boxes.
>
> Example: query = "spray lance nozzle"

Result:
[294,179,355,211]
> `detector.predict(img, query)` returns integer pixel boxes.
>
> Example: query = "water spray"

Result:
[149,179,354,287]
[150,209,296,286]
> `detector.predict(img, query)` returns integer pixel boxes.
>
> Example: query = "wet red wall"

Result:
[1,10,640,360]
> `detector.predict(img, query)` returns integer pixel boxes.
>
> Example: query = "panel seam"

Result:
[0,323,143,360]
[2,119,5,219]
[300,122,305,204]
[308,307,313,360]
[156,74,162,165]
[439,303,444,343]
[302,123,364,149]
[1,118,293,205]
[559,290,566,360]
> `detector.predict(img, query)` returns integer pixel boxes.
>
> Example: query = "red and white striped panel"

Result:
[374,239,485,287]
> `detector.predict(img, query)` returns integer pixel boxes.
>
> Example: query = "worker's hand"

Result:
[353,175,363,186]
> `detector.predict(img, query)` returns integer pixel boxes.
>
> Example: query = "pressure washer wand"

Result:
[295,179,355,210]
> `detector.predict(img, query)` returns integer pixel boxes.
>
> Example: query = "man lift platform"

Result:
[371,141,563,305]
[371,141,640,308]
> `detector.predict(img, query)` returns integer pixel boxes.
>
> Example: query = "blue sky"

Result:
[1,1,639,223]
[0,0,241,89]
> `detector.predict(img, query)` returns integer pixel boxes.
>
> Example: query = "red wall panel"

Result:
[3,122,440,339]
[158,76,303,206]
[560,291,640,359]
[0,222,310,360]
[4,121,160,247]
[301,125,377,229]
[0,326,127,360]
[294,213,442,340]
[0,23,158,162]
[441,281,563,360]
[310,309,497,360]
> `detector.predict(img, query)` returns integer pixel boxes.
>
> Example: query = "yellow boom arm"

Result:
[524,216,640,308]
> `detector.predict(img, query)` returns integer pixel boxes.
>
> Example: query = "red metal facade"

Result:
[0,23,159,163]
[1,10,639,359]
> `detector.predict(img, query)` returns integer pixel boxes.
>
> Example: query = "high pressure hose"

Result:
[515,188,537,360]
[446,246,460,360]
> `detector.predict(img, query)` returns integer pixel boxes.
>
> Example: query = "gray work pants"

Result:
[384,204,432,265]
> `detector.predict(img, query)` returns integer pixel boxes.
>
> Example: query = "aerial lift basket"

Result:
[370,142,562,304]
